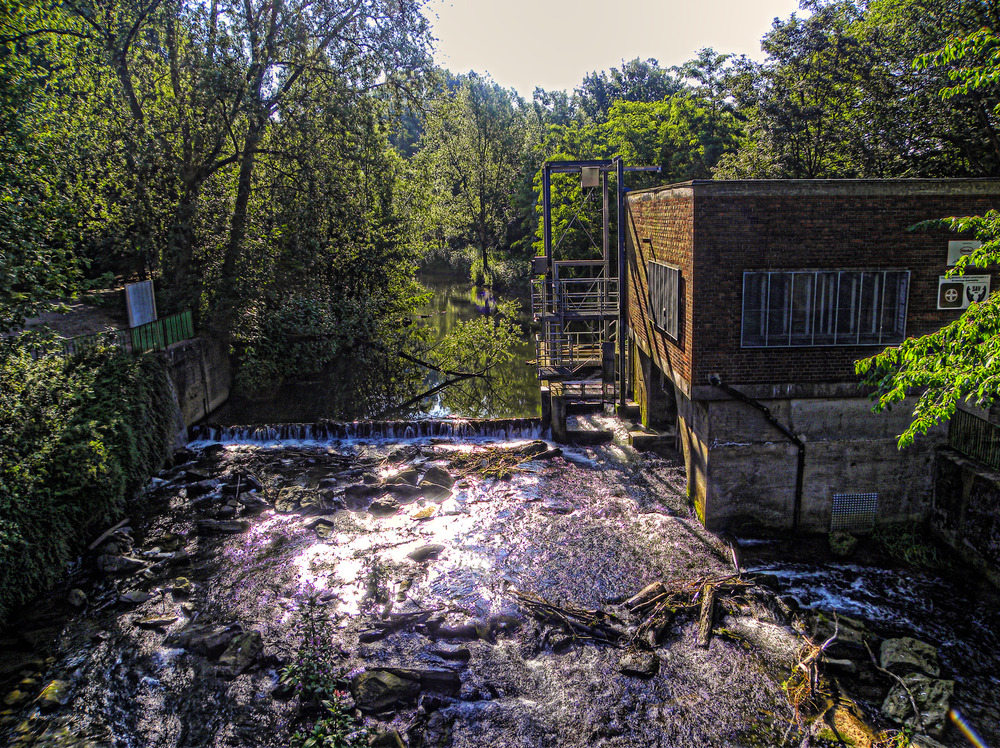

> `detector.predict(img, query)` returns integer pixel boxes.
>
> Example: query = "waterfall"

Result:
[188,418,544,446]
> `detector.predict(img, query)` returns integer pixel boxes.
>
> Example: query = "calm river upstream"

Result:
[413,276,539,420]
[213,275,539,424]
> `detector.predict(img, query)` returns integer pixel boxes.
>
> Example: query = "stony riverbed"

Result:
[0,434,996,747]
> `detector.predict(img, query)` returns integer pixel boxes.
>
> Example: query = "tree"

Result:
[531,83,738,262]
[576,57,683,122]
[716,0,1000,179]
[0,0,98,331]
[417,73,534,285]
[858,24,1000,447]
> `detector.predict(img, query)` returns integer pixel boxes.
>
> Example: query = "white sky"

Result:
[423,0,804,96]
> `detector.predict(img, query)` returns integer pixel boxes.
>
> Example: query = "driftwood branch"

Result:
[864,640,926,734]
[513,590,628,645]
[88,518,129,550]
[697,583,717,648]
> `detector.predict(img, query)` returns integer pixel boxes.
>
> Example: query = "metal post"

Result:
[616,157,627,411]
[602,169,610,279]
[543,164,552,279]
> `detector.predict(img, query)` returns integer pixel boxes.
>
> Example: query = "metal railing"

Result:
[949,408,1000,471]
[535,329,608,373]
[531,278,619,318]
[57,311,195,357]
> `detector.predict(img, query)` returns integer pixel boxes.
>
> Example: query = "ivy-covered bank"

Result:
[0,347,176,624]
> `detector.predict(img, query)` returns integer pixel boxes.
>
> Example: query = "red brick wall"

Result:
[626,187,695,394]
[627,181,1000,389]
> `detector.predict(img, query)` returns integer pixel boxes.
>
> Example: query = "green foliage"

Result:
[576,57,684,123]
[533,91,738,262]
[281,594,369,748]
[871,523,945,570]
[280,593,341,701]
[717,0,1000,179]
[290,695,367,748]
[0,344,174,622]
[415,72,536,286]
[855,16,1000,447]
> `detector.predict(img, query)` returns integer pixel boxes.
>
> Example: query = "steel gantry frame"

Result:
[534,158,659,411]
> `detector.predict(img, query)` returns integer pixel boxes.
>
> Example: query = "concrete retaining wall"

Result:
[162,337,231,441]
[934,449,1000,587]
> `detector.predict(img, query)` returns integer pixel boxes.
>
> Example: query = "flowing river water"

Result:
[1,427,998,748]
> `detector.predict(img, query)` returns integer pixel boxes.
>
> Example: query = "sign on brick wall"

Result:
[938,275,990,310]
[947,240,982,266]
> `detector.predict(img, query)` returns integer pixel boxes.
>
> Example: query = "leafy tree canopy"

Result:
[859,22,1000,446]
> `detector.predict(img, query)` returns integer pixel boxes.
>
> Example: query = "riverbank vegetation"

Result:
[0,347,175,622]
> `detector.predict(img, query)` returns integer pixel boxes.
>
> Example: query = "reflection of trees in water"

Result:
[431,356,537,419]
[403,278,539,419]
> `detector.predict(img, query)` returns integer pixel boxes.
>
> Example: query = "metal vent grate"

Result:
[830,492,878,533]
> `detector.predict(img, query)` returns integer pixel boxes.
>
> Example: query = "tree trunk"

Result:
[163,183,201,314]
[218,121,264,330]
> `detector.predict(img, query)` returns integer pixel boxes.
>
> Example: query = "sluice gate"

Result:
[532,158,658,438]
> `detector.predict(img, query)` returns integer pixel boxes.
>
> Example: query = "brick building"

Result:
[625,179,1000,533]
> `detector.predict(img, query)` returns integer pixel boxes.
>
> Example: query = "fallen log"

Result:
[513,591,628,644]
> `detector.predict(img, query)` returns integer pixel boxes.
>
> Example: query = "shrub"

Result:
[0,343,175,623]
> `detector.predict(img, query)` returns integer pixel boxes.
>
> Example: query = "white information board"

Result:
[947,240,982,266]
[125,280,157,327]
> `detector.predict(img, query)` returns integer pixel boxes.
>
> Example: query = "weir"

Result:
[189,417,544,444]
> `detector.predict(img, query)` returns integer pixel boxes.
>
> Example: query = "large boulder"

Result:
[36,680,71,710]
[217,631,263,678]
[96,555,147,575]
[420,467,455,489]
[350,670,421,713]
[385,467,421,486]
[880,637,940,677]
[274,486,306,513]
[407,544,445,563]
[196,519,250,535]
[369,496,400,517]
[165,622,243,657]
[881,673,955,737]
[619,650,659,679]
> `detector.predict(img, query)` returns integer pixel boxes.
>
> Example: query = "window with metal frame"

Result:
[648,261,680,339]
[741,270,909,348]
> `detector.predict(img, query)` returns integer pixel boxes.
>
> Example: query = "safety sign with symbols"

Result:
[938,275,991,309]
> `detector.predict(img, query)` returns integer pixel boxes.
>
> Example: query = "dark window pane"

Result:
[881,271,909,342]
[858,272,884,344]
[742,272,767,346]
[813,272,838,344]
[790,273,814,345]
[836,272,861,344]
[766,273,792,346]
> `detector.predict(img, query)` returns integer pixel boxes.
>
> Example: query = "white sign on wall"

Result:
[937,275,991,310]
[947,240,982,266]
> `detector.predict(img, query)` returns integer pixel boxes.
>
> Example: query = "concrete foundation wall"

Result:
[163,336,231,434]
[700,394,943,533]
[934,449,1000,586]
